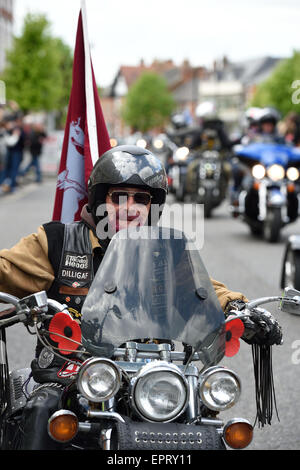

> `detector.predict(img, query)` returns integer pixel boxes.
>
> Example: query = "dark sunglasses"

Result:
[108,190,152,206]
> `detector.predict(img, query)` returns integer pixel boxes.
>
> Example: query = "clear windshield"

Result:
[81,226,225,366]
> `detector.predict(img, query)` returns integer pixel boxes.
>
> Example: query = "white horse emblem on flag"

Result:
[57,118,88,223]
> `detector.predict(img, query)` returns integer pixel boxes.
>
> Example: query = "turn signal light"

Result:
[48,410,78,443]
[223,419,253,449]
[287,183,295,193]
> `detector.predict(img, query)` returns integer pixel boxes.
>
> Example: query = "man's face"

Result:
[105,186,152,233]
[261,121,275,134]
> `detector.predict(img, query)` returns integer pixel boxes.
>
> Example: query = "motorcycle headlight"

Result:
[267,164,285,181]
[252,164,265,179]
[77,358,121,402]
[286,167,299,181]
[110,138,118,147]
[198,367,241,411]
[136,138,147,149]
[131,362,188,422]
[175,146,189,160]
[153,138,164,150]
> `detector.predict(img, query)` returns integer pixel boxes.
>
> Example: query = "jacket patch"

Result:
[57,360,82,379]
[65,254,89,269]
[59,251,92,286]
[67,307,82,321]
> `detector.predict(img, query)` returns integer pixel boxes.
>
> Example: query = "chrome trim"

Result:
[0,293,19,306]
[113,347,202,363]
[200,417,224,427]
[115,360,198,377]
[288,235,300,251]
[87,410,125,424]
[186,375,198,421]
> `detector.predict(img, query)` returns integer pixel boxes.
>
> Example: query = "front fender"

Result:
[267,187,286,207]
[287,235,300,251]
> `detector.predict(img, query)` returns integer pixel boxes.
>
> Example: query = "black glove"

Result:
[243,307,283,346]
[225,301,283,346]
[225,299,246,314]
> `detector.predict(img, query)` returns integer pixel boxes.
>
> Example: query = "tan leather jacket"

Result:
[0,225,248,311]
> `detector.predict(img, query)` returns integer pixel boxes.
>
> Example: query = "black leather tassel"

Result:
[252,344,279,427]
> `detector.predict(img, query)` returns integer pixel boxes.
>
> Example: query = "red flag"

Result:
[52,7,111,223]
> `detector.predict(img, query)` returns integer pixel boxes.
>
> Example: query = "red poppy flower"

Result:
[225,318,244,357]
[49,312,82,355]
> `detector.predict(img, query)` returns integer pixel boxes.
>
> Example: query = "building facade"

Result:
[102,59,207,136]
[0,0,14,73]
[198,56,282,130]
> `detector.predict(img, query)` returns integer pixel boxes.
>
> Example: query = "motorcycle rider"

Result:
[193,101,234,150]
[230,107,262,211]
[256,107,285,144]
[167,104,232,151]
[230,107,285,213]
[166,111,193,148]
[0,145,282,449]
[240,107,263,145]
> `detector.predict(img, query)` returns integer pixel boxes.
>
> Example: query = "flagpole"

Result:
[81,0,99,165]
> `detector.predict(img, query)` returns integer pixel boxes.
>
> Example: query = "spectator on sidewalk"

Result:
[19,122,47,183]
[0,115,25,194]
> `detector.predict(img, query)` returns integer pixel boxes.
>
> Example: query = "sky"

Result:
[13,0,300,87]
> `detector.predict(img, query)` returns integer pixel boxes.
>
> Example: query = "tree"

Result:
[251,51,300,116]
[121,72,175,132]
[1,13,72,114]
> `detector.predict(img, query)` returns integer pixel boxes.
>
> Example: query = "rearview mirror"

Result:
[280,287,300,315]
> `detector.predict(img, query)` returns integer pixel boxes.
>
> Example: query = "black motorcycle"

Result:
[0,227,289,450]
[185,131,231,217]
[148,133,193,201]
[167,146,195,202]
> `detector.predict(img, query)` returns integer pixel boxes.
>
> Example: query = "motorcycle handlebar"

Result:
[0,292,68,329]
[246,296,282,309]
[0,293,20,306]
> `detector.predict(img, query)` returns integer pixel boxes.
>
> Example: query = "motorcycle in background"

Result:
[124,132,152,150]
[151,133,178,167]
[232,142,300,242]
[185,129,231,217]
[0,227,287,450]
[280,235,300,291]
[167,145,195,201]
[150,133,194,200]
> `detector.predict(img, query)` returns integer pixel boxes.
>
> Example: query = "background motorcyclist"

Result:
[230,107,263,209]
[256,107,285,143]
[230,106,285,212]
[281,111,300,146]
[0,145,282,448]
[167,103,233,152]
[239,107,263,145]
[194,101,233,151]
[165,111,190,146]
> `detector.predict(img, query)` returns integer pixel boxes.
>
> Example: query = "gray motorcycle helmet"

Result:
[259,107,281,126]
[88,145,168,225]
